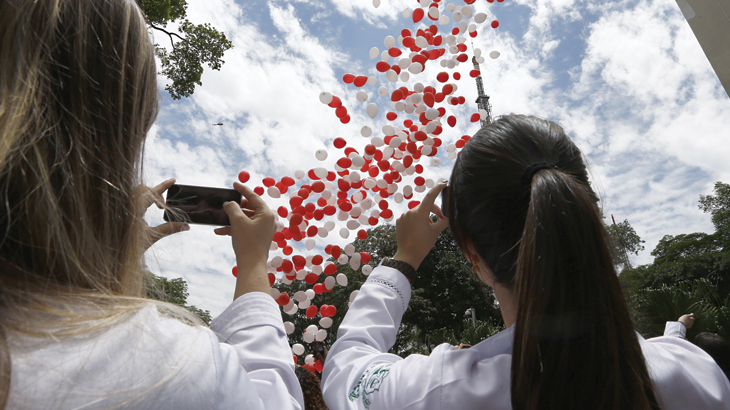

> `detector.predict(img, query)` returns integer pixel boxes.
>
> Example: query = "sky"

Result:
[143,0,730,318]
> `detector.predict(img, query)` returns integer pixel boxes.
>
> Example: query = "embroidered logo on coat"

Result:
[348,363,392,409]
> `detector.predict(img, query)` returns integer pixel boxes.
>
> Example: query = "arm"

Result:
[663,313,694,339]
[211,292,304,410]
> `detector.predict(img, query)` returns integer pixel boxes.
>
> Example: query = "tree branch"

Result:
[149,23,184,48]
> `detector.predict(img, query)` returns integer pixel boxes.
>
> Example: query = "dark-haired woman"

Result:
[321,115,730,410]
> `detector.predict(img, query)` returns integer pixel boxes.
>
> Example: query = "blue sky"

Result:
[143,0,730,317]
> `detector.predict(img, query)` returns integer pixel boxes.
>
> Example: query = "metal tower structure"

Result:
[471,56,493,127]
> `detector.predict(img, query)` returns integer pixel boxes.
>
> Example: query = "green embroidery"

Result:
[348,363,392,409]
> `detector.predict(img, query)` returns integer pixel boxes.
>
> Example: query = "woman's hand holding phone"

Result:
[216,182,276,299]
[140,178,190,250]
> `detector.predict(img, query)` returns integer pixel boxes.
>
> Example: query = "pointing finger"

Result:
[419,182,447,215]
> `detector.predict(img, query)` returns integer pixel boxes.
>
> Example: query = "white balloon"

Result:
[474,12,487,24]
[489,50,500,59]
[414,82,425,93]
[474,48,482,58]
[306,289,315,299]
[369,47,379,60]
[306,238,315,250]
[425,108,439,120]
[344,243,355,256]
[346,220,360,230]
[448,150,457,159]
[285,303,298,315]
[372,0,380,8]
[461,5,473,18]
[314,167,328,179]
[371,136,384,147]
[294,291,308,302]
[366,103,378,119]
[452,11,462,21]
[398,57,411,69]
[267,186,280,198]
[362,265,373,275]
[295,169,305,179]
[428,7,439,19]
[292,343,305,355]
[315,329,328,342]
[337,254,349,264]
[384,35,396,48]
[306,324,318,334]
[319,91,332,104]
[408,63,423,74]
[415,37,428,49]
[315,149,328,161]
[349,258,361,271]
[270,288,280,300]
[339,227,350,239]
[402,7,412,18]
[477,56,485,64]
[367,76,377,85]
[324,276,336,290]
[284,321,295,334]
[439,15,450,25]
[469,23,477,33]
[336,273,348,286]
[459,20,468,32]
[324,221,336,231]
[319,317,333,328]
[446,3,456,12]
[419,0,429,6]
[394,193,404,203]
[298,299,310,309]
[431,158,441,166]
[356,90,368,102]
[479,109,488,120]
[305,354,315,365]
[399,71,410,82]
[303,331,315,343]
[386,70,398,82]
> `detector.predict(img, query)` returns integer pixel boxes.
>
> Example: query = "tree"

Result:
[146,272,212,325]
[619,182,730,340]
[606,218,645,270]
[276,224,502,358]
[139,0,233,99]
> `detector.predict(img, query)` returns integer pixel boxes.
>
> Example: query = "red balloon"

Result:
[471,113,481,122]
[469,30,478,38]
[315,360,324,373]
[442,84,454,95]
[292,255,306,268]
[262,177,275,187]
[436,72,449,83]
[470,69,480,78]
[328,95,342,108]
[401,29,412,37]
[380,209,393,219]
[306,305,318,319]
[388,47,402,57]
[456,53,469,63]
[232,266,238,277]
[452,27,459,35]
[408,201,420,210]
[357,229,368,240]
[275,292,290,306]
[412,7,424,22]
[312,255,323,265]
[268,272,275,287]
[313,283,325,294]
[238,171,250,183]
[343,73,355,84]
[390,89,404,101]
[491,20,500,28]
[376,61,391,73]
[333,137,347,149]
[453,72,461,80]
[305,273,319,284]
[282,176,295,186]
[457,43,468,53]
[354,76,368,87]
[331,245,342,259]
[386,112,397,121]
[324,263,337,275]
[423,93,435,107]
[335,106,347,118]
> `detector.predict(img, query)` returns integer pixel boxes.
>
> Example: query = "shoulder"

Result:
[641,334,730,410]
[9,303,225,409]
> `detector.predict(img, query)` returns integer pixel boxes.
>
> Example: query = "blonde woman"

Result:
[0,0,302,409]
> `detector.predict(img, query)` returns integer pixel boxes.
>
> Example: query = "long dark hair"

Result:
[448,115,660,410]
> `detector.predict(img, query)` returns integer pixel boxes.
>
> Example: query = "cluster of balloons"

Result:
[236,0,506,369]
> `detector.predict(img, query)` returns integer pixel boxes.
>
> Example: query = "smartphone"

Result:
[441,184,450,218]
[163,184,242,226]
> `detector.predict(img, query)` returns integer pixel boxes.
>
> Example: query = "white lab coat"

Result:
[322,266,730,410]
[7,292,304,410]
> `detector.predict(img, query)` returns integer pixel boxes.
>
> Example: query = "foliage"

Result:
[146,272,212,325]
[427,318,505,348]
[619,181,730,340]
[606,219,645,269]
[630,279,729,340]
[277,224,502,358]
[139,0,233,99]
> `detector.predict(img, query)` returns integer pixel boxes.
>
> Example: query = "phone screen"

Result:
[163,184,242,226]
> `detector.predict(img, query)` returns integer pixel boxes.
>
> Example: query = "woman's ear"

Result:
[462,241,495,287]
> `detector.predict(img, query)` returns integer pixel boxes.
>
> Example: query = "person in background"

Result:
[321,115,730,410]
[0,0,302,408]
[296,366,330,410]
[665,313,730,382]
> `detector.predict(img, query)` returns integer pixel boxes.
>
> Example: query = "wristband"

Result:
[380,257,418,283]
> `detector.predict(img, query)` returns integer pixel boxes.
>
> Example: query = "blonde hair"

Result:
[0,0,184,406]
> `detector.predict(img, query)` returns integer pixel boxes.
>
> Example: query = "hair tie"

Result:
[521,162,556,188]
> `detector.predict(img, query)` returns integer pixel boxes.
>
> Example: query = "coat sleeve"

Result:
[321,266,468,410]
[663,321,687,339]
[210,291,304,410]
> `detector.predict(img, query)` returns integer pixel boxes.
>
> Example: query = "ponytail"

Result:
[510,170,659,410]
